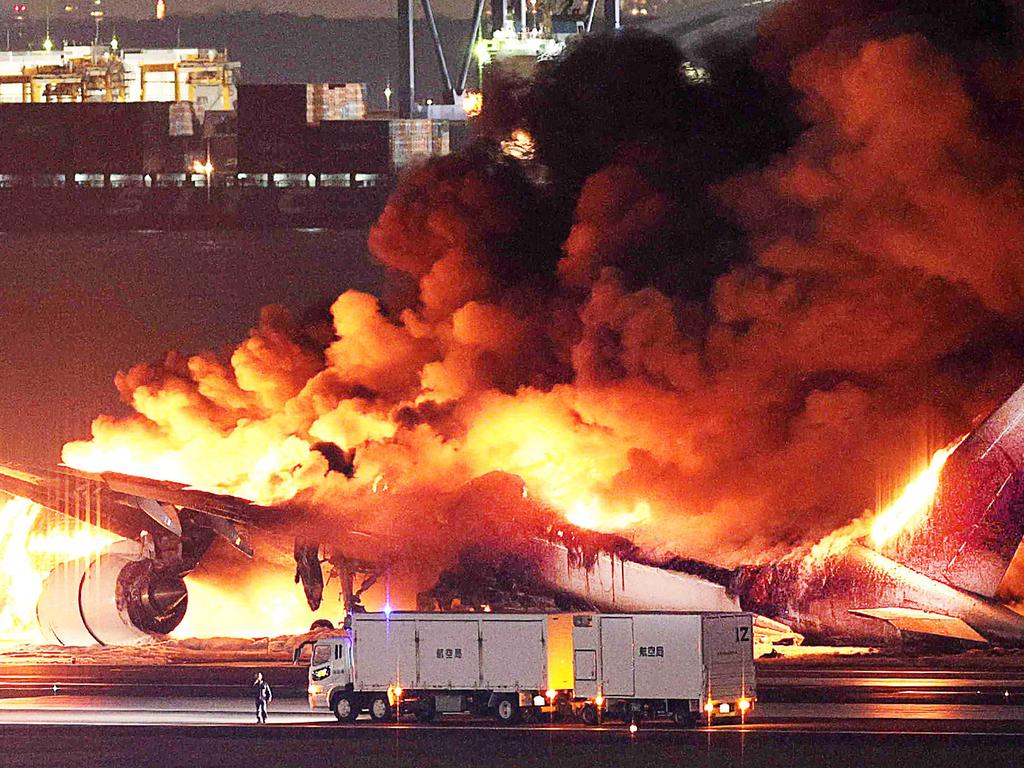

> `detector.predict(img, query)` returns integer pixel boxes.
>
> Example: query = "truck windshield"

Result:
[311,644,331,665]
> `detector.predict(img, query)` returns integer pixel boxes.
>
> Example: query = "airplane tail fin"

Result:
[882,383,1024,598]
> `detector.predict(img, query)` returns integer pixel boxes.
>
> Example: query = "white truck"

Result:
[571,612,756,725]
[307,612,576,723]
[307,610,755,726]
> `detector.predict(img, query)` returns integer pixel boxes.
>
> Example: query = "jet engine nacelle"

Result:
[36,540,187,645]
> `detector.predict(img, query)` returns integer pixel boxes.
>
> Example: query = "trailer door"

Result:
[354,617,418,691]
[701,614,755,703]
[417,619,481,689]
[600,616,635,697]
[481,618,545,691]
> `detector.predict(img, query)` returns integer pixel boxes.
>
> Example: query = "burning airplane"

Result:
[5,6,1024,648]
[4,378,1024,647]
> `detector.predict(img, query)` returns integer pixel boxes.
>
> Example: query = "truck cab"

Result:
[307,635,354,715]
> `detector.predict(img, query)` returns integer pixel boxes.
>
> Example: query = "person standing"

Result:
[253,672,273,724]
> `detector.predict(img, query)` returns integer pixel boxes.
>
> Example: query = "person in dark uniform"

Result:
[253,672,273,723]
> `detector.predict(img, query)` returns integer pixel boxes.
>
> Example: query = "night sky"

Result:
[0,229,382,464]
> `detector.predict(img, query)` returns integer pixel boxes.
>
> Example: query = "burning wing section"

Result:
[10,381,1024,648]
[0,463,282,644]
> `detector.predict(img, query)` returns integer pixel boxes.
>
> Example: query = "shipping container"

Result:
[314,119,391,173]
[307,83,367,124]
[0,104,74,172]
[236,84,316,172]
[0,102,183,174]
[388,119,433,169]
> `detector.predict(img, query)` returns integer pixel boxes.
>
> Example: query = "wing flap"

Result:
[850,607,987,642]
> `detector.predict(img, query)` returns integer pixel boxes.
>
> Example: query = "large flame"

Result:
[172,570,347,639]
[868,437,965,547]
[0,496,118,643]
[805,436,966,564]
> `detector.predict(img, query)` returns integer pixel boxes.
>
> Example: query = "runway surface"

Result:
[3,663,1024,767]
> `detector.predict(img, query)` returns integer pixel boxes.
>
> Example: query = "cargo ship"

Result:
[0,44,468,230]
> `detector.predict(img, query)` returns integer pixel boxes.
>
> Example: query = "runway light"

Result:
[628,723,638,734]
[738,698,751,712]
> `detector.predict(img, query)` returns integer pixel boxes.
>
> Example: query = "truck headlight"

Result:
[719,703,730,714]
[533,695,545,706]
[308,684,323,695]
[738,698,751,712]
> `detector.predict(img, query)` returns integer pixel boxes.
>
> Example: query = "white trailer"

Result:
[308,612,575,723]
[571,612,755,725]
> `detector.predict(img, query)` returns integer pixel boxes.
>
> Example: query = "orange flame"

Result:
[172,571,346,639]
[461,90,483,118]
[805,435,966,564]
[0,496,117,643]
[868,436,965,547]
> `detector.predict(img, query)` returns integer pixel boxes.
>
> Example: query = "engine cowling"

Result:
[36,540,187,645]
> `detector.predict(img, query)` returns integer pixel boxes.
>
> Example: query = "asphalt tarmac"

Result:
[2,664,1024,767]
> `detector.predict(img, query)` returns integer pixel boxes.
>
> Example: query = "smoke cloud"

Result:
[61,0,1024,604]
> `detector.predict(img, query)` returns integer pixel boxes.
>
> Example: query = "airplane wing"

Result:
[849,607,987,643]
[0,462,283,557]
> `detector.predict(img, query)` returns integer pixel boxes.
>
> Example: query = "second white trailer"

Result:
[571,612,756,724]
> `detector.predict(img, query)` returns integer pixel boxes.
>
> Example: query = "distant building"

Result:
[0,45,239,109]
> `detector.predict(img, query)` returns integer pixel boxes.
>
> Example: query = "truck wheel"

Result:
[369,694,393,722]
[495,696,520,724]
[579,703,600,726]
[671,705,696,727]
[332,694,359,723]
